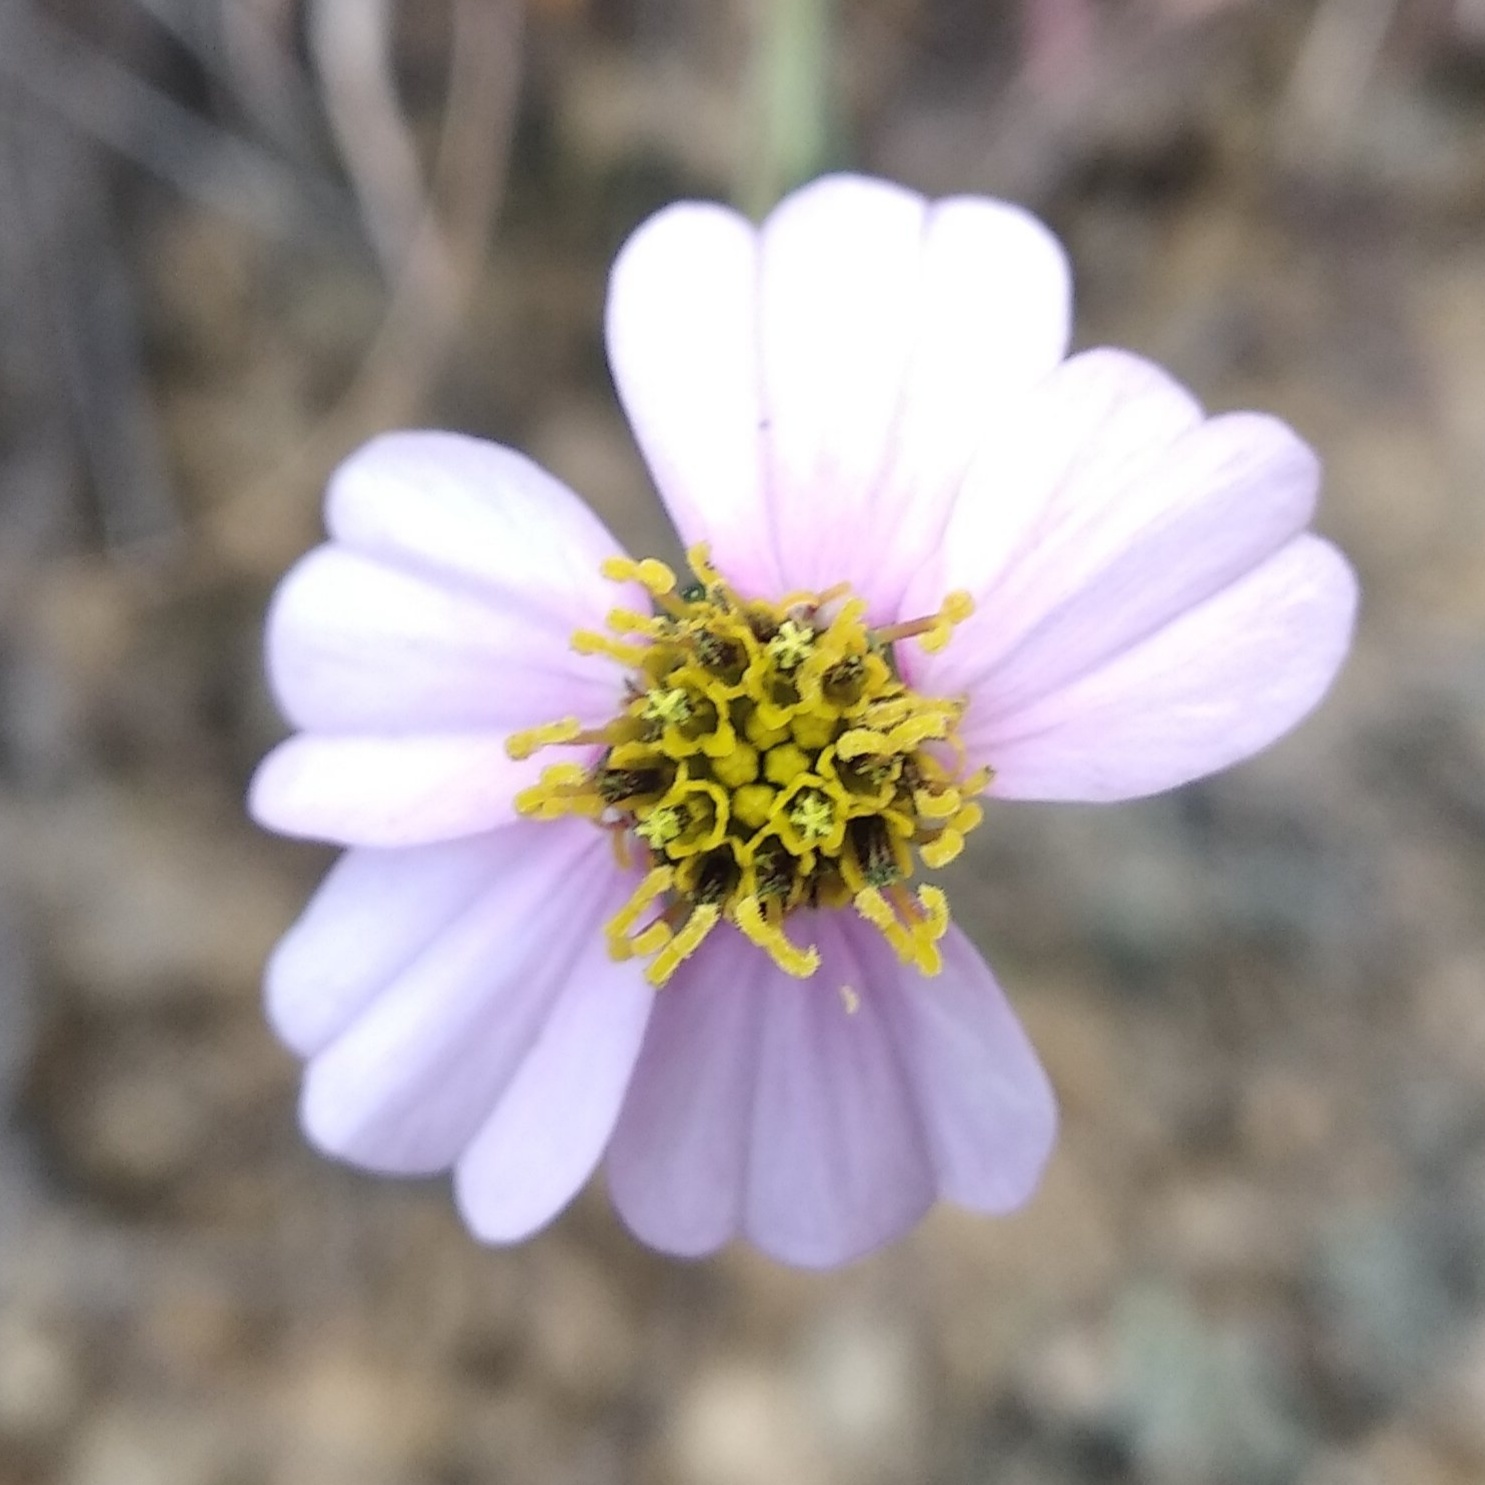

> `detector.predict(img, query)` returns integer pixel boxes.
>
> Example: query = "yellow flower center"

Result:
[506,547,989,988]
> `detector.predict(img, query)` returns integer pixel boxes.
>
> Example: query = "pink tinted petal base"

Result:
[607,916,1055,1268]
[299,821,646,1184]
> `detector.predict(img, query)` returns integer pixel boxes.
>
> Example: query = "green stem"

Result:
[739,0,837,220]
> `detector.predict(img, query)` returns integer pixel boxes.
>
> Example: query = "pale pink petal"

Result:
[607,177,1072,616]
[613,913,1049,1268]
[300,821,634,1174]
[960,411,1318,718]
[267,546,624,733]
[909,361,1320,717]
[605,928,767,1258]
[606,203,783,597]
[249,732,550,847]
[874,928,1057,1212]
[266,835,511,1057]
[325,431,637,629]
[739,914,937,1266]
[754,176,929,609]
[857,195,1072,616]
[900,348,1204,696]
[975,535,1358,801]
[256,430,642,847]
[455,953,652,1244]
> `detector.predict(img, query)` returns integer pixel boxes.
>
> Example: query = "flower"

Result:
[250,174,1357,1268]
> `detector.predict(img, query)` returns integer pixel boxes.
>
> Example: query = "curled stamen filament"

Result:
[607,866,675,958]
[735,896,820,978]
[646,904,721,985]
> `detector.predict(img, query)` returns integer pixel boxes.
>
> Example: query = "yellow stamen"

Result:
[513,551,988,987]
[835,728,889,761]
[788,790,835,843]
[506,717,584,761]
[732,783,777,830]
[572,630,650,666]
[643,687,692,726]
[602,555,677,597]
[635,806,684,849]
[735,896,820,978]
[767,619,815,670]
[646,904,720,985]
[873,590,974,652]
[919,830,964,869]
[629,920,674,956]
[763,743,812,785]
[606,607,668,637]
[606,866,674,958]
[914,786,962,821]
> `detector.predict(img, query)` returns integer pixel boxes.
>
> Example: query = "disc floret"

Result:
[508,548,988,987]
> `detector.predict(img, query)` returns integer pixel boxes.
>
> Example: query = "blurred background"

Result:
[1,1,1485,1482]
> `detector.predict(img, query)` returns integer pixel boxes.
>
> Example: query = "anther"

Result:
[788,790,835,843]
[767,619,815,671]
[848,817,901,888]
[506,717,584,760]
[642,688,692,726]
[597,767,666,804]
[635,806,684,849]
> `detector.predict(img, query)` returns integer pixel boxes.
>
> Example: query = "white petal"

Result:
[300,822,628,1174]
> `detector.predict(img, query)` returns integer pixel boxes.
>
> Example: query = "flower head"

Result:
[251,175,1357,1268]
